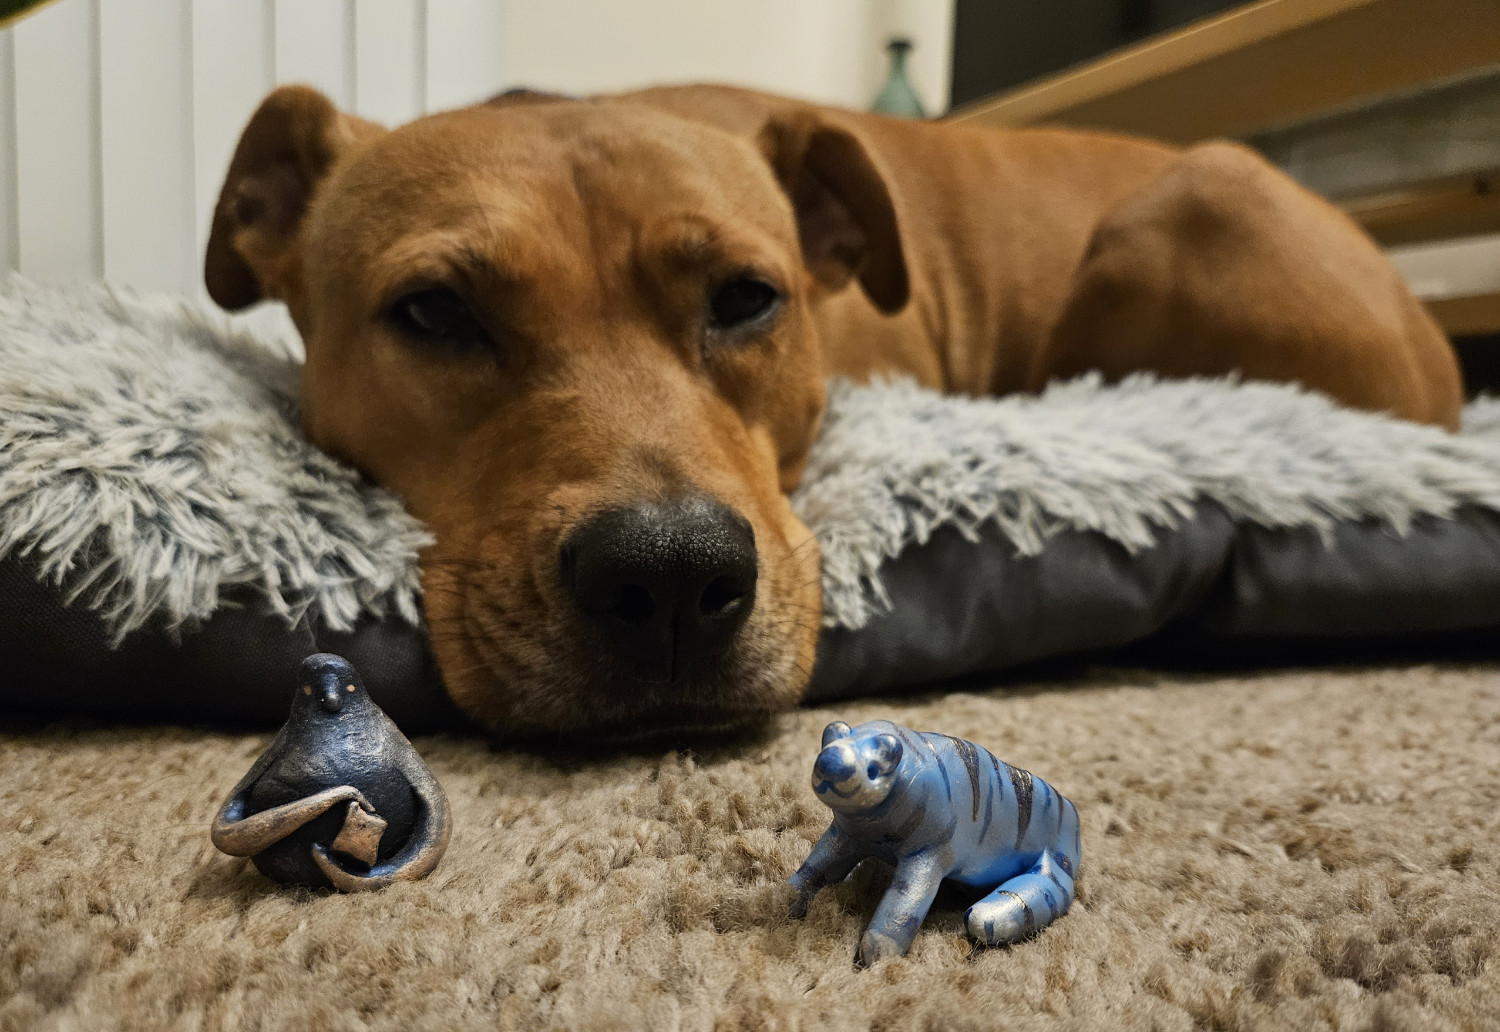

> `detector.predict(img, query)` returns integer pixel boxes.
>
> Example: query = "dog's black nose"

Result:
[561,498,758,682]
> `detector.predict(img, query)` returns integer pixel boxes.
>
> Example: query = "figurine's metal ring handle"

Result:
[210,785,376,857]
[310,768,451,892]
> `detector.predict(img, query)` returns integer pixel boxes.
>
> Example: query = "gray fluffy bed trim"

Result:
[3,277,1499,640]
[800,377,1500,628]
[0,279,430,642]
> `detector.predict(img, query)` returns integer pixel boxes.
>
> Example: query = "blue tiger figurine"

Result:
[789,719,1082,965]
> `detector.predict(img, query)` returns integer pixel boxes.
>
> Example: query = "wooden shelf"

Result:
[1343,171,1500,248]
[949,0,1500,144]
[1428,292,1500,337]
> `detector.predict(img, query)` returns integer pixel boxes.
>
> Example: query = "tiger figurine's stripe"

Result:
[788,719,1082,966]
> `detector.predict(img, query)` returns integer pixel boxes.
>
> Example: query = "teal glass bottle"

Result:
[871,37,926,119]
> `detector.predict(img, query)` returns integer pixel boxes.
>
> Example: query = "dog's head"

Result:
[206,85,907,738]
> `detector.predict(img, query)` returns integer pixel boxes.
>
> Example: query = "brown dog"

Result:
[205,83,1463,738]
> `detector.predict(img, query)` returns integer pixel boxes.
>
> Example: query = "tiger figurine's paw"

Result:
[854,930,903,968]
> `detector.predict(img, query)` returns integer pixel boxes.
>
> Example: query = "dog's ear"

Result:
[205,85,381,311]
[758,113,909,313]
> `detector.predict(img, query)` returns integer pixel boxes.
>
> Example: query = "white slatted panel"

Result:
[0,1,503,289]
[354,0,424,126]
[0,29,17,274]
[191,0,274,286]
[273,0,354,109]
[425,0,502,112]
[12,0,101,280]
[99,0,195,293]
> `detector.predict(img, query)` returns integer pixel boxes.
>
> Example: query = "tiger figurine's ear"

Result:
[821,721,853,748]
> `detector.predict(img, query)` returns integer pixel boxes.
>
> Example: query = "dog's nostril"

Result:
[605,584,655,625]
[562,498,758,681]
[699,575,749,618]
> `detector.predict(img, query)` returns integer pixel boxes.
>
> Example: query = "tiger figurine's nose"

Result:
[813,744,855,786]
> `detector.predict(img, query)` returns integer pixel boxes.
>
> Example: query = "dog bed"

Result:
[2,278,1499,729]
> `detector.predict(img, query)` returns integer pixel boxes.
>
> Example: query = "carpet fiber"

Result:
[3,664,1498,1030]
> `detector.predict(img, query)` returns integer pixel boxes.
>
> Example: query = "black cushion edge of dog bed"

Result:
[6,499,1499,732]
[0,555,463,733]
[803,501,1500,702]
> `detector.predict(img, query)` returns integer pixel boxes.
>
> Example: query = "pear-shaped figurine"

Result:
[211,653,451,890]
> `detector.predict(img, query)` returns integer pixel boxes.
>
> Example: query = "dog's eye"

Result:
[708,277,781,331]
[389,287,492,350]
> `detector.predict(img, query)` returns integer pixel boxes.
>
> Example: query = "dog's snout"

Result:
[562,499,758,682]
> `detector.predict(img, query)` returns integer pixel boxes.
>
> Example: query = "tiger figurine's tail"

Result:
[964,782,1081,945]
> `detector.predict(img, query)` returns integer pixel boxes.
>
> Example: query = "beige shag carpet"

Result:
[3,663,1498,1031]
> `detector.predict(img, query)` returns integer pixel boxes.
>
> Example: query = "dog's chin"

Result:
[434,623,812,742]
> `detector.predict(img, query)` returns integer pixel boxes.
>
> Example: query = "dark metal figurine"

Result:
[211,653,451,891]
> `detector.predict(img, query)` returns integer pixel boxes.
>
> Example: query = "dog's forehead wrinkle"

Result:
[345,110,790,318]
[643,213,783,275]
[559,114,776,222]
[334,119,597,255]
[331,195,585,308]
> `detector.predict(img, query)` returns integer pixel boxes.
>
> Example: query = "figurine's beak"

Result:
[319,680,344,714]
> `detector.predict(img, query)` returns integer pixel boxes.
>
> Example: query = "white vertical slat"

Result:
[425,0,502,112]
[4,0,517,289]
[13,0,101,280]
[98,0,195,294]
[274,0,354,109]
[0,28,18,275]
[353,0,423,126]
[414,0,428,115]
[191,0,274,292]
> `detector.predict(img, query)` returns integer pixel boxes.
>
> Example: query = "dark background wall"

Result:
[950,0,1245,109]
